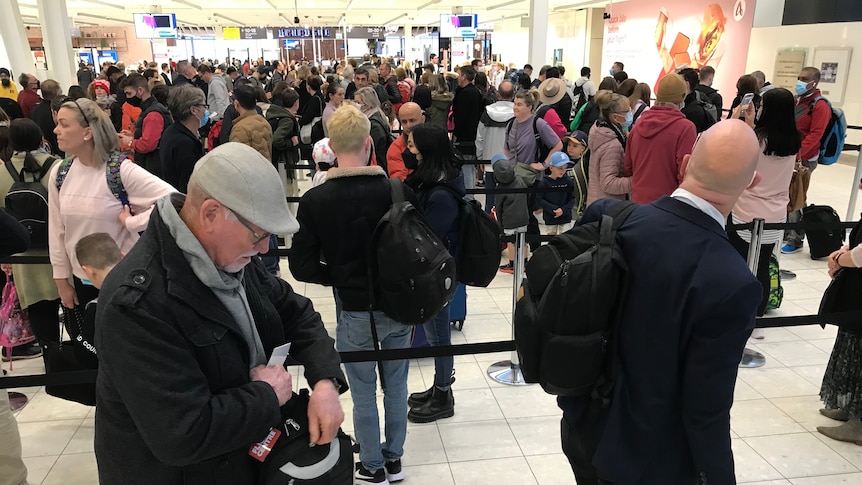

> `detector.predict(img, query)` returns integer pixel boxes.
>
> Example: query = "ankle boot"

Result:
[408,386,434,408]
[820,407,850,422]
[407,387,454,423]
[817,418,862,443]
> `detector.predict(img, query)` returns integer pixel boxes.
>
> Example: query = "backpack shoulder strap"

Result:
[105,153,130,206]
[532,116,543,162]
[608,200,638,230]
[808,96,827,115]
[389,177,405,204]
[54,158,74,191]
[505,117,515,139]
[4,161,21,183]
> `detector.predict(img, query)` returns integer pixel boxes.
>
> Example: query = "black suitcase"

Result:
[802,204,844,259]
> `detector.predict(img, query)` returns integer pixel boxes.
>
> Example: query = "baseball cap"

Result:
[190,142,298,235]
[548,152,570,168]
[491,153,509,165]
[564,130,588,147]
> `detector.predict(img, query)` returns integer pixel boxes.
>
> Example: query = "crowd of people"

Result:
[0,47,857,485]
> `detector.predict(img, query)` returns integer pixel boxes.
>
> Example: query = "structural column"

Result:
[527,0,549,68]
[403,22,413,62]
[0,0,35,79]
[37,0,76,87]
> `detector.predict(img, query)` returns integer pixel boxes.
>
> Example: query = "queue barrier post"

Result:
[487,230,530,386]
[740,218,767,369]
[846,147,862,222]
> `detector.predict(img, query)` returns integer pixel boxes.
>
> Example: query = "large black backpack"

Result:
[802,204,844,260]
[514,201,637,400]
[370,179,458,324]
[434,185,502,287]
[4,157,57,248]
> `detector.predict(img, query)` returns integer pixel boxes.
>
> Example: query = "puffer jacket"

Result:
[587,121,630,204]
[229,110,273,162]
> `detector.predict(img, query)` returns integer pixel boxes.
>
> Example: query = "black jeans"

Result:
[559,397,613,484]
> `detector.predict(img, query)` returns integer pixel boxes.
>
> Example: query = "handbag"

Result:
[788,162,810,212]
[0,278,35,370]
[257,389,353,485]
[819,218,862,332]
[42,306,96,406]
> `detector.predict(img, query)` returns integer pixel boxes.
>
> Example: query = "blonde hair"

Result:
[594,91,628,122]
[367,69,379,84]
[327,104,371,154]
[296,65,311,81]
[515,89,541,112]
[61,98,119,163]
[354,87,387,121]
[395,67,407,82]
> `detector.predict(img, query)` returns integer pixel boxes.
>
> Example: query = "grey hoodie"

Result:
[158,195,266,368]
[476,101,515,170]
[492,160,529,229]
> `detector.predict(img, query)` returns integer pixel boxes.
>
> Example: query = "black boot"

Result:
[407,371,456,408]
[408,387,454,423]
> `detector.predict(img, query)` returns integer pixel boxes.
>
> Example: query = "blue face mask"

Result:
[795,80,809,96]
[199,109,210,128]
[624,110,634,129]
[609,69,614,76]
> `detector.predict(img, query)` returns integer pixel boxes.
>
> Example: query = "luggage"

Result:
[449,283,467,331]
[802,204,844,260]
[766,254,783,310]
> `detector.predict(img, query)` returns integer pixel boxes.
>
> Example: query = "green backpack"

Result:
[766,254,783,310]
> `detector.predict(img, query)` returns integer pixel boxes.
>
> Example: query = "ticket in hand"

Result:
[267,343,292,367]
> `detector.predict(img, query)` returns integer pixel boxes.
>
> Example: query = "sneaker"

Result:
[781,244,802,254]
[355,463,389,485]
[751,328,765,340]
[385,459,405,482]
[499,262,514,274]
[1,342,42,362]
[779,269,797,280]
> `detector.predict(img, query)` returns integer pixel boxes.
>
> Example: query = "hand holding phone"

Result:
[740,92,755,109]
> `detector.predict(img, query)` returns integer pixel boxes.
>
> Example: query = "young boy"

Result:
[564,131,589,220]
[73,233,123,368]
[492,154,530,274]
[537,152,576,236]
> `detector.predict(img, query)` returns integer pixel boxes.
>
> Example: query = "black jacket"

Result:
[552,94,574,129]
[382,76,402,105]
[95,202,346,485]
[413,84,432,111]
[77,68,95,88]
[411,172,466,257]
[29,101,59,155]
[694,84,723,113]
[346,81,357,100]
[452,83,484,150]
[289,166,416,311]
[368,111,391,172]
[681,92,711,133]
[159,121,203,193]
[133,96,172,178]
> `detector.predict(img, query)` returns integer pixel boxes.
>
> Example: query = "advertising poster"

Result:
[603,0,757,109]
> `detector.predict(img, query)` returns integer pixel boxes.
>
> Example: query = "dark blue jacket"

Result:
[559,196,761,485]
[537,174,575,225]
[415,173,466,258]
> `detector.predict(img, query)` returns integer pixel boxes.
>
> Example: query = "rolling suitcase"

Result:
[449,283,467,331]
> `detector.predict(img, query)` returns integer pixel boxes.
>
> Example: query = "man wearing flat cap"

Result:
[624,73,697,204]
[94,142,347,485]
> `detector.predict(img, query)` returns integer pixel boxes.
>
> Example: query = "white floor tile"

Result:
[41,452,98,485]
[449,456,537,484]
[63,418,94,454]
[733,438,785,483]
[525,453,578,485]
[400,463,455,485]
[438,420,522,462]
[14,391,92,423]
[491,384,561,419]
[789,474,862,484]
[738,368,821,399]
[745,432,856,478]
[441,387,504,423]
[20,455,58,485]
[770,395,838,432]
[17,419,82,457]
[731,399,807,437]
[402,424,448,465]
[508,415,563,456]
[753,340,830,367]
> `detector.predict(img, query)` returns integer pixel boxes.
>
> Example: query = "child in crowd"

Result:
[564,131,589,220]
[537,152,576,236]
[492,154,530,274]
[311,138,336,187]
[73,233,123,369]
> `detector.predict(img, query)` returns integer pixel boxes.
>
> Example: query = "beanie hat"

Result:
[92,79,111,93]
[655,74,686,104]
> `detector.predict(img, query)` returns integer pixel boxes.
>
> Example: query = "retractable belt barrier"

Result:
[2,184,860,389]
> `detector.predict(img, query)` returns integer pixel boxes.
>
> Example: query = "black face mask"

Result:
[0,79,9,88]
[126,95,142,108]
[402,148,419,170]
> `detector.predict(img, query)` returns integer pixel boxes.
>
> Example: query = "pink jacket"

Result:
[587,123,630,204]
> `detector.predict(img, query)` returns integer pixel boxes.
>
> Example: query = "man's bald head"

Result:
[398,102,425,136]
[679,120,761,217]
[497,80,514,100]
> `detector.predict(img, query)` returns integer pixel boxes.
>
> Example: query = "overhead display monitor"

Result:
[439,14,478,38]
[133,13,178,39]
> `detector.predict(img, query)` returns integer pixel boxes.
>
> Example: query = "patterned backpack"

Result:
[55,152,129,206]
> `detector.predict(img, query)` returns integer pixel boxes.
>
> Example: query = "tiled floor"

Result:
[6,153,862,484]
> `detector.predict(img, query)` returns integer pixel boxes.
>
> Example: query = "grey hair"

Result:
[60,98,118,163]
[168,85,205,122]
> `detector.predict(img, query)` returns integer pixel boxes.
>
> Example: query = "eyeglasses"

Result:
[195,104,209,109]
[228,207,270,245]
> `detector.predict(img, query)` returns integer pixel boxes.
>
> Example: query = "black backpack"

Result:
[370,179,458,324]
[434,185,502,287]
[514,201,637,400]
[802,204,844,260]
[258,389,354,485]
[4,157,57,248]
[572,83,589,115]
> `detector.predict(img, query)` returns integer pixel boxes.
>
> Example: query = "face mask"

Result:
[402,148,419,170]
[609,69,614,76]
[199,109,210,128]
[795,80,809,96]
[622,110,633,130]
[126,95,142,107]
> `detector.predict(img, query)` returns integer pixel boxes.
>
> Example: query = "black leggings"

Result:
[27,298,61,343]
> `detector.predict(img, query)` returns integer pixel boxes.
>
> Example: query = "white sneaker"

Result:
[751,328,765,339]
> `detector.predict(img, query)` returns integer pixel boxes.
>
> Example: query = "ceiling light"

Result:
[173,0,203,10]
[346,0,355,10]
[488,0,526,10]
[279,14,291,24]
[77,12,132,23]
[384,13,407,25]
[82,0,126,10]
[417,0,441,9]
[266,0,279,9]
[553,0,608,12]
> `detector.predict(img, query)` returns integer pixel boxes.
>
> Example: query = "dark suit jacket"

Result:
[564,196,760,485]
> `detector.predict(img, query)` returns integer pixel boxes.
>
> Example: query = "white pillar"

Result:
[0,0,35,79]
[403,23,413,62]
[528,0,549,68]
[37,0,76,87]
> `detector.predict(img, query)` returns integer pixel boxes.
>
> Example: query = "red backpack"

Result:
[207,120,223,151]
[394,81,412,114]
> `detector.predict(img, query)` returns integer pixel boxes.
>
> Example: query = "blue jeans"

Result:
[336,310,411,471]
[423,305,454,388]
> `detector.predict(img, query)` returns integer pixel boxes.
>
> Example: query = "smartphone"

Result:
[740,92,755,109]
